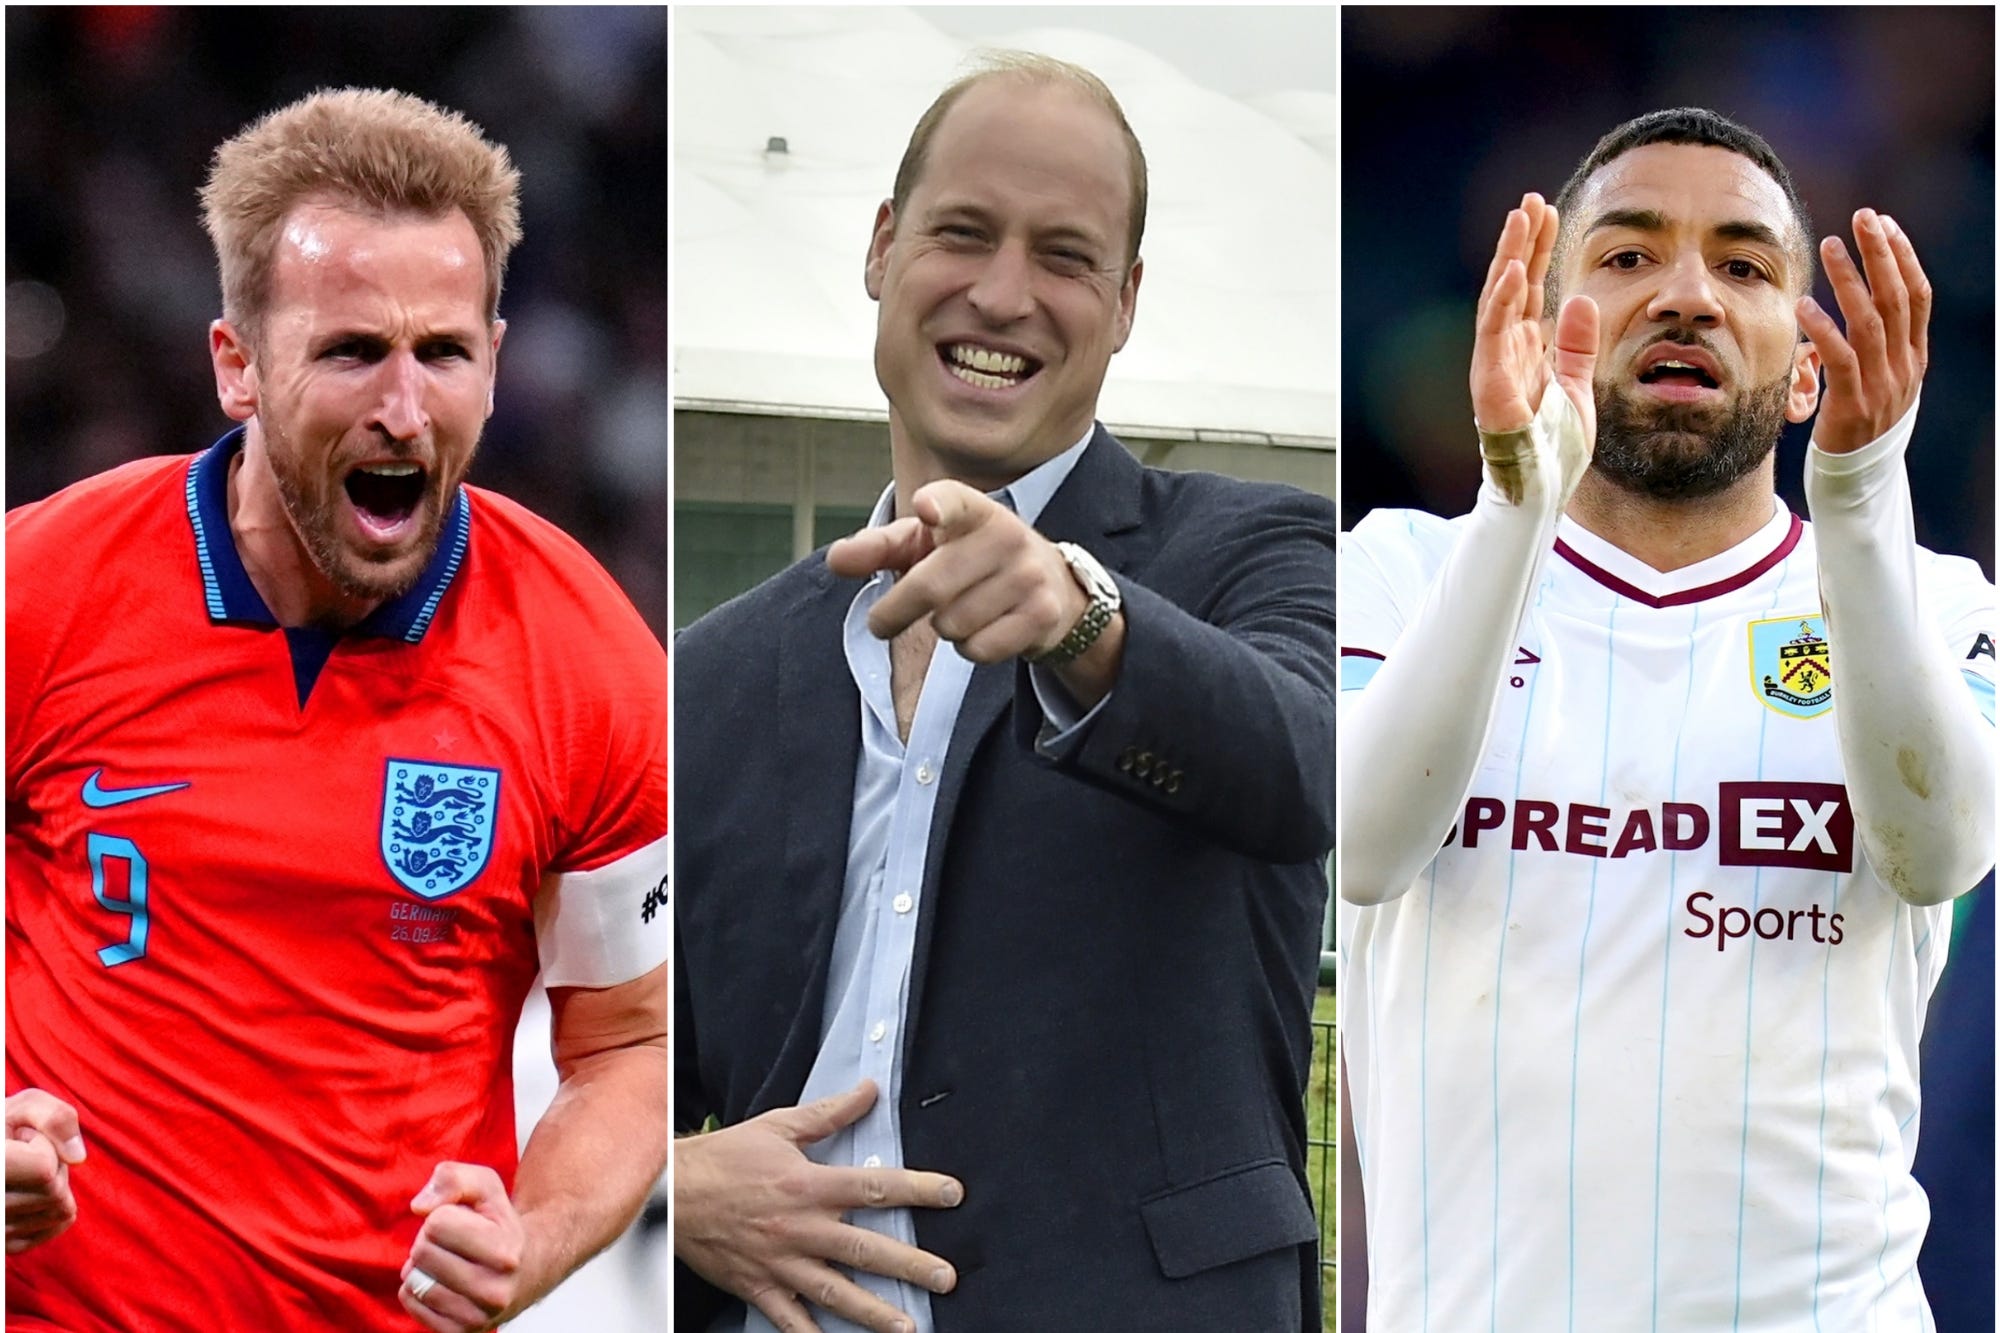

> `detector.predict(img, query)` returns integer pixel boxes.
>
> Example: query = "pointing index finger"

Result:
[911,480,997,541]
[826,518,933,580]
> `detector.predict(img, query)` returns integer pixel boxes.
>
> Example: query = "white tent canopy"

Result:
[673,7,1336,446]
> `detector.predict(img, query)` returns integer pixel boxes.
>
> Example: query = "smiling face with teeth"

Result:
[865,76,1142,496]
[1559,143,1822,501]
[210,202,502,625]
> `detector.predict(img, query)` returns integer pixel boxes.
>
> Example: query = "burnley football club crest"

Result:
[1749,616,1833,720]
[380,760,499,898]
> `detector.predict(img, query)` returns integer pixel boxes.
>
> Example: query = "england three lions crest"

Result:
[380,760,500,898]
[1749,616,1833,720]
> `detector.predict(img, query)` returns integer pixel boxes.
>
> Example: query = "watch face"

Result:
[1064,544,1117,601]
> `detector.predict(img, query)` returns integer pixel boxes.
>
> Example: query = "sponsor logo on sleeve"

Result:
[1749,615,1833,720]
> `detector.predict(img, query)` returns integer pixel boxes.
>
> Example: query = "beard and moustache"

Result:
[264,416,452,604]
[1590,355,1794,502]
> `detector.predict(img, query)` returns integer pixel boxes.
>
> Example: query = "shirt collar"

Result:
[185,426,471,642]
[1553,498,1798,609]
[863,424,1096,528]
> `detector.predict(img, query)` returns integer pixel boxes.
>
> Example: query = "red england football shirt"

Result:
[6,431,668,1331]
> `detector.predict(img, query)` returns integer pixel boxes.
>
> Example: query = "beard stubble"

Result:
[264,416,446,604]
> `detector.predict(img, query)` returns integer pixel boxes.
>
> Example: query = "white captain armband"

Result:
[535,831,670,988]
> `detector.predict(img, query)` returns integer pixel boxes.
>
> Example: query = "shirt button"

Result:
[870,1020,888,1042]
[863,1154,883,1169]
[892,893,914,915]
[916,763,935,785]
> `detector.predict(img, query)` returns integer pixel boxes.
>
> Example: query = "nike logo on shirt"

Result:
[81,770,192,808]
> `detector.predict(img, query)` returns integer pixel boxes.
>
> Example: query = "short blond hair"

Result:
[892,52,1148,270]
[200,87,522,341]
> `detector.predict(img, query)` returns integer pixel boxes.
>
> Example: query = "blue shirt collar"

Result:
[864,424,1096,528]
[185,426,471,643]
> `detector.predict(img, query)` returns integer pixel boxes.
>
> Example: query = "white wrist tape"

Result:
[1478,379,1592,512]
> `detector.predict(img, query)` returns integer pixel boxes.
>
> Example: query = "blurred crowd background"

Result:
[5,9,668,1328]
[1341,6,1994,578]
[6,6,669,635]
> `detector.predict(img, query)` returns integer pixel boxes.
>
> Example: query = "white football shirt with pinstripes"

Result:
[1338,503,1995,1333]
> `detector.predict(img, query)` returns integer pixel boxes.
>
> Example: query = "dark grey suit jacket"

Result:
[676,427,1337,1331]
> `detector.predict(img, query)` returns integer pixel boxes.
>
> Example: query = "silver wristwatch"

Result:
[1030,542,1121,666]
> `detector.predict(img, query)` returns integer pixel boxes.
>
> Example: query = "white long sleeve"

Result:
[1804,396,1995,904]
[1338,386,1586,905]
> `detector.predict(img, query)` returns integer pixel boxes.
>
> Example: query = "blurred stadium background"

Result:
[5,8,668,1327]
[7,6,668,636]
[1341,8,1994,1331]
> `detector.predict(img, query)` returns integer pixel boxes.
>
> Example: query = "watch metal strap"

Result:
[1030,542,1116,666]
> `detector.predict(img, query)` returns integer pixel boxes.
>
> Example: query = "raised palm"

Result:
[1470,193,1599,441]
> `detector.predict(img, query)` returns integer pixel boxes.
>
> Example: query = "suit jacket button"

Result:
[1135,750,1154,777]
[1166,771,1183,795]
[1117,746,1137,774]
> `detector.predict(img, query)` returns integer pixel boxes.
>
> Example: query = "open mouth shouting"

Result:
[1634,343,1725,404]
[939,341,1043,392]
[342,459,430,544]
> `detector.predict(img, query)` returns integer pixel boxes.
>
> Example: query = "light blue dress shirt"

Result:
[737,430,1099,1333]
